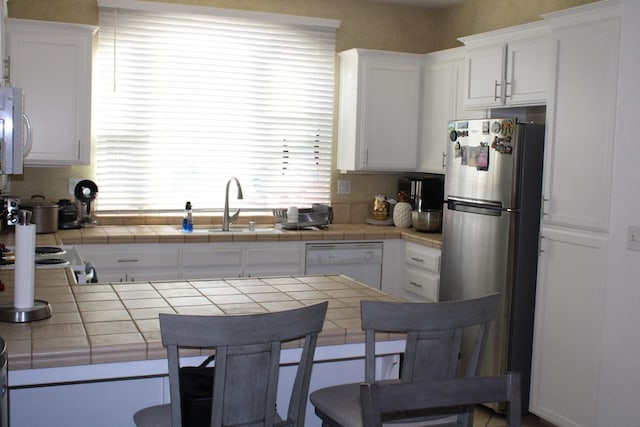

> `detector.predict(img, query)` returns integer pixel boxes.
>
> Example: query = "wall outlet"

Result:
[337,179,351,195]
[69,178,81,196]
[627,225,640,251]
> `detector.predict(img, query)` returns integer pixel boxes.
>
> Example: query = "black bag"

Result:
[179,354,216,427]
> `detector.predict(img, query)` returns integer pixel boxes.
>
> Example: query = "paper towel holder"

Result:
[0,300,51,323]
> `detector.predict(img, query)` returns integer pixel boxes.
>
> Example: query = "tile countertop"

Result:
[0,270,404,371]
[51,224,443,248]
[0,224,439,372]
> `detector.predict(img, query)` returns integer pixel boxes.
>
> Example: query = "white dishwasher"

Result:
[305,242,383,289]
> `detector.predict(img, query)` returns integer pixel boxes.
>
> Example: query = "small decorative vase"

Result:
[393,191,412,228]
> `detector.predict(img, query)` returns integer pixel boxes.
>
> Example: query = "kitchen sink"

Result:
[178,226,281,234]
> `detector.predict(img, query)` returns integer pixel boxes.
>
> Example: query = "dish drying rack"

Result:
[273,204,333,230]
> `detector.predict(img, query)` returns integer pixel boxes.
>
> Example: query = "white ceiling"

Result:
[367,0,463,8]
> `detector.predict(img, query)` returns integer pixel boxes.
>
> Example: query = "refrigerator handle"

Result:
[446,199,504,216]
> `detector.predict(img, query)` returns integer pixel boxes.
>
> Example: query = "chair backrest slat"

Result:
[160,301,327,427]
[361,293,499,383]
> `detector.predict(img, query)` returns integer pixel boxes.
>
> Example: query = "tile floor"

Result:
[474,405,557,426]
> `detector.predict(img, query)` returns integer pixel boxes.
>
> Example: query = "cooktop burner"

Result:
[35,246,66,256]
[35,258,70,266]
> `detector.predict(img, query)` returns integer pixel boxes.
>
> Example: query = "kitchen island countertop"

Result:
[0,269,404,373]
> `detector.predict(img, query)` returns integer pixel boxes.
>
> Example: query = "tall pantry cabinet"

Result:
[531,2,622,427]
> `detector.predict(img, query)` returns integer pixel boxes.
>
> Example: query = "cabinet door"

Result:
[530,227,607,427]
[337,49,421,172]
[182,246,243,279]
[360,56,421,171]
[542,17,620,231]
[419,57,455,173]
[7,19,95,166]
[244,243,303,277]
[463,44,506,108]
[76,244,181,283]
[505,36,549,106]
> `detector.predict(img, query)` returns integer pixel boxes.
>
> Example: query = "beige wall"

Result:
[6,0,595,214]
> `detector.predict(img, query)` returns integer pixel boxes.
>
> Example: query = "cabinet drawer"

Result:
[404,243,441,273]
[78,246,180,269]
[402,267,439,302]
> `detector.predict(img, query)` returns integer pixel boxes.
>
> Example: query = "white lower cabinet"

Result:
[77,244,181,283]
[181,246,244,279]
[182,242,304,279]
[531,227,607,427]
[243,245,304,277]
[77,242,305,282]
[401,241,440,302]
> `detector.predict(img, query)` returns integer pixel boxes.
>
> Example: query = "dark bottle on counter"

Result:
[182,201,193,232]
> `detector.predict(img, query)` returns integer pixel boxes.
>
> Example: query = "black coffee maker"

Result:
[74,179,99,227]
[397,174,445,211]
[57,199,80,229]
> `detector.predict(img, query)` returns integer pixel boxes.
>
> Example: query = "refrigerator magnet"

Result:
[461,146,468,165]
[476,145,489,171]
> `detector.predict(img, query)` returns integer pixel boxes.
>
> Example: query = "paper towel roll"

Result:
[14,223,36,309]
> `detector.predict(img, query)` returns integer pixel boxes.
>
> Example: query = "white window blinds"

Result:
[95,1,338,212]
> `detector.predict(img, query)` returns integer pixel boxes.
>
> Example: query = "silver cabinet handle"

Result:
[442,151,446,169]
[494,80,501,101]
[409,281,423,288]
[410,256,425,263]
[504,80,511,98]
[117,259,139,263]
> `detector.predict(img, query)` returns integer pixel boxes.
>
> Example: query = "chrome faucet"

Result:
[222,176,244,231]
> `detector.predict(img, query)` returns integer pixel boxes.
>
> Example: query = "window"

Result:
[95,0,339,212]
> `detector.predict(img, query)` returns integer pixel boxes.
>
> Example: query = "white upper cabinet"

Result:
[460,21,551,109]
[337,49,422,172]
[7,19,96,166]
[540,4,620,232]
[418,47,484,173]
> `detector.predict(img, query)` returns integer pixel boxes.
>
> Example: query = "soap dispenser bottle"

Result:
[183,201,193,232]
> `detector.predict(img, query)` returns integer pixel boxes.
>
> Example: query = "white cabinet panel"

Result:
[244,244,303,277]
[531,227,607,427]
[463,44,506,108]
[460,22,550,109]
[7,19,96,166]
[542,16,620,232]
[337,49,422,172]
[77,244,181,283]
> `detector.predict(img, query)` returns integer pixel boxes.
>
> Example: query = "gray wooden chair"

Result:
[309,293,499,427]
[360,372,521,427]
[134,301,328,427]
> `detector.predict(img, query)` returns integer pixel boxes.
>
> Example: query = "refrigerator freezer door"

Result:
[440,202,515,380]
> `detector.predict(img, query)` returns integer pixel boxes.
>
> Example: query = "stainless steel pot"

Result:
[20,195,58,234]
[411,209,442,233]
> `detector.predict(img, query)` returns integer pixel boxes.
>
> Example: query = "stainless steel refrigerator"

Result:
[440,118,545,413]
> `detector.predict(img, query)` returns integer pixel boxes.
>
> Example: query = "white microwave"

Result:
[0,87,31,175]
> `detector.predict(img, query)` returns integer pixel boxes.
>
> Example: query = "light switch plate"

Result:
[627,225,640,251]
[69,178,81,195]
